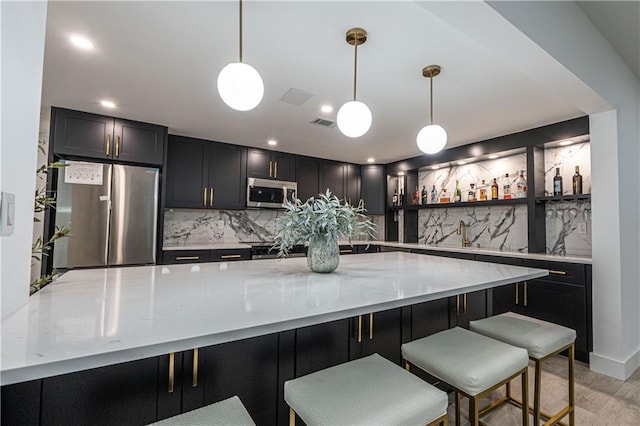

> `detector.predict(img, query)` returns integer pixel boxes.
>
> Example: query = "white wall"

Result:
[1,1,48,319]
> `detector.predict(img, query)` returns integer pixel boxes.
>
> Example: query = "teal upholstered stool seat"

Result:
[402,327,530,426]
[148,396,255,426]
[284,353,448,426]
[470,312,576,426]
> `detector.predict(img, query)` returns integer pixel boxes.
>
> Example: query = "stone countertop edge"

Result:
[0,253,548,385]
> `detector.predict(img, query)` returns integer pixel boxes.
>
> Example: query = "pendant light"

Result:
[337,28,372,138]
[217,0,264,111]
[416,65,447,154]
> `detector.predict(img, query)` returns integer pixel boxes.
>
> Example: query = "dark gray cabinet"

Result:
[51,107,166,165]
[1,380,41,426]
[345,163,361,206]
[162,248,251,265]
[349,308,403,365]
[247,149,295,181]
[295,156,320,201]
[320,160,346,200]
[165,135,247,209]
[360,164,385,214]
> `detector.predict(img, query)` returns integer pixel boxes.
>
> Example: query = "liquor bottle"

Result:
[553,168,563,196]
[399,188,405,206]
[515,170,527,198]
[491,178,499,200]
[412,186,420,205]
[421,185,428,205]
[430,185,438,204]
[454,180,462,203]
[392,189,398,206]
[468,183,477,202]
[479,179,487,201]
[572,166,583,195]
[503,173,511,200]
[439,188,450,203]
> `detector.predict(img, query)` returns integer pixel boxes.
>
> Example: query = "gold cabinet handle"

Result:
[515,282,519,305]
[463,293,467,313]
[274,161,278,178]
[106,133,111,155]
[220,254,241,259]
[524,282,528,307]
[357,315,362,343]
[269,161,272,178]
[168,352,175,393]
[176,256,200,261]
[549,270,567,275]
[340,249,353,254]
[456,294,460,316]
[203,187,207,207]
[115,135,120,157]
[369,313,373,340]
[210,188,214,207]
[192,348,199,388]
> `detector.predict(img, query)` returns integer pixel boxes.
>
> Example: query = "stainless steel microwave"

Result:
[247,178,297,208]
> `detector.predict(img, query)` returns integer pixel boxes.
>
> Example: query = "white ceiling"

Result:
[42,1,625,165]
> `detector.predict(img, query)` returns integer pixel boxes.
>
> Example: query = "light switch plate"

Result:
[0,192,16,237]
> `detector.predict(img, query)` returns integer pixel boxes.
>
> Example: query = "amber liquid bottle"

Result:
[491,178,499,200]
[572,166,583,195]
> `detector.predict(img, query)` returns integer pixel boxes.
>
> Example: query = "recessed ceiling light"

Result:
[267,139,277,146]
[487,154,499,159]
[398,171,405,176]
[100,100,116,108]
[70,35,94,50]
[321,105,333,113]
[559,140,574,146]
[367,158,375,163]
[431,165,440,170]
[457,161,467,165]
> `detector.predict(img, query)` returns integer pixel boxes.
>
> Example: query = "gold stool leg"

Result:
[289,407,295,426]
[506,380,512,400]
[533,359,542,426]
[568,344,575,426]
[455,391,461,426]
[469,396,479,426]
[521,368,530,426]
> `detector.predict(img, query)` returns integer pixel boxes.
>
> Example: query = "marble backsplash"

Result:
[163,209,385,246]
[418,205,528,252]
[544,142,591,196]
[545,200,591,256]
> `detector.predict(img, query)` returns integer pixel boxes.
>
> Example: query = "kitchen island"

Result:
[1,252,547,425]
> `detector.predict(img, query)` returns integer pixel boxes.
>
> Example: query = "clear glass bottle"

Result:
[421,185,428,205]
[515,170,527,198]
[479,179,487,201]
[430,185,438,204]
[392,189,398,206]
[454,180,462,203]
[572,166,583,195]
[468,183,477,202]
[439,188,450,203]
[503,173,511,200]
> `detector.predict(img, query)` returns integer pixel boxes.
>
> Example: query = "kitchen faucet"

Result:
[457,220,471,248]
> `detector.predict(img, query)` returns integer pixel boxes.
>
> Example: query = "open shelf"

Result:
[390,198,528,211]
[536,194,591,203]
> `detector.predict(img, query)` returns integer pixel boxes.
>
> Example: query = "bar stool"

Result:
[402,327,530,426]
[148,395,255,425]
[470,311,576,426]
[284,353,449,426]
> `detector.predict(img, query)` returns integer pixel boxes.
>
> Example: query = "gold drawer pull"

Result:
[106,133,111,155]
[210,188,214,206]
[524,282,528,307]
[369,313,373,340]
[176,256,200,261]
[115,135,121,157]
[220,254,242,259]
[203,187,207,206]
[515,282,519,305]
[357,315,362,343]
[168,352,175,393]
[269,161,272,178]
[463,293,467,313]
[549,270,567,275]
[192,348,199,387]
[274,161,278,178]
[340,249,353,254]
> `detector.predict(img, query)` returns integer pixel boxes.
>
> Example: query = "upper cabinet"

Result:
[247,149,295,182]
[165,135,246,209]
[51,107,166,166]
[320,160,346,200]
[360,165,385,214]
[296,156,320,201]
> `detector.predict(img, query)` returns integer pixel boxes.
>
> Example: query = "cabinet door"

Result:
[320,160,345,200]
[208,142,247,209]
[492,283,524,315]
[345,163,360,206]
[360,165,385,214]
[1,380,41,426]
[273,152,296,181]
[52,107,115,159]
[113,119,166,165]
[165,136,209,208]
[162,250,211,265]
[41,358,159,426]
[360,308,403,365]
[203,334,279,426]
[157,352,185,421]
[295,319,350,377]
[210,248,251,262]
[247,149,272,179]
[450,290,487,329]
[296,156,320,201]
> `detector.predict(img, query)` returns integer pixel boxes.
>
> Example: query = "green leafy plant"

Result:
[31,141,70,294]
[271,190,376,257]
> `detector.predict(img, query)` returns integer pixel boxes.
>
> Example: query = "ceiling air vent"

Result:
[279,88,314,106]
[310,117,336,128]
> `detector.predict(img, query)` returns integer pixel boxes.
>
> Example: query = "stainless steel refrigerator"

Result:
[53,161,159,269]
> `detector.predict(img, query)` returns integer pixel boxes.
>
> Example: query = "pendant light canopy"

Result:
[217,0,264,111]
[416,65,447,154]
[337,28,372,138]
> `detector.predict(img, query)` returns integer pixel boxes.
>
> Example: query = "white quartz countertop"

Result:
[0,252,547,385]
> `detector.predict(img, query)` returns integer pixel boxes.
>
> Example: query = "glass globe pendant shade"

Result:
[336,100,372,138]
[416,124,447,154]
[217,62,264,111]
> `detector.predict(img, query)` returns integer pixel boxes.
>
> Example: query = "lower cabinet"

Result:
[162,248,251,265]
[449,290,487,329]
[349,308,403,365]
[1,380,41,426]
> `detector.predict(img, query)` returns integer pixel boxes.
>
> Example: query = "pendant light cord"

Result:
[429,76,433,125]
[239,0,243,62]
[353,43,358,101]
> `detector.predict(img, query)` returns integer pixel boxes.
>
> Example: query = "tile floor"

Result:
[448,355,640,425]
